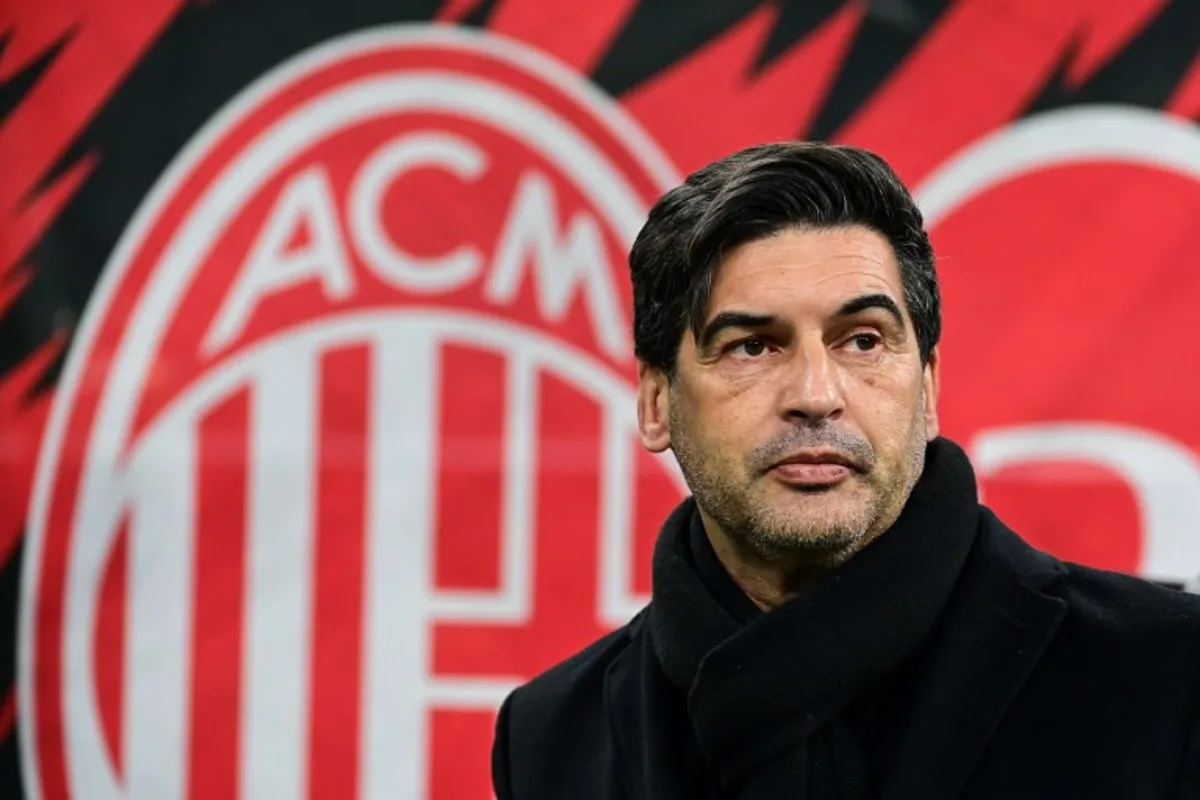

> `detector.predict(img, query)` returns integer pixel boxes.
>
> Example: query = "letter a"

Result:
[204,166,355,354]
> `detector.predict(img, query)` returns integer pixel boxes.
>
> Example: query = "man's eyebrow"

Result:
[696,311,777,351]
[835,293,905,328]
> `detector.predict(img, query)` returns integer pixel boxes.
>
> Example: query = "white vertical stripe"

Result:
[360,331,440,800]
[597,404,637,627]
[123,430,196,800]
[241,349,317,799]
[499,351,536,618]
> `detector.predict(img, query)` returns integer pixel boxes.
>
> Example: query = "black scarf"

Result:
[648,437,980,798]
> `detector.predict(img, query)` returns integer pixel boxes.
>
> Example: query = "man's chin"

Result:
[749,488,873,551]
[743,521,865,561]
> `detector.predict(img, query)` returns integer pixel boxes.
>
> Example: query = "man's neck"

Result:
[704,530,823,610]
[697,509,887,610]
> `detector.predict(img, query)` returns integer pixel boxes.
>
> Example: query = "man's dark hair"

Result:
[629,141,940,375]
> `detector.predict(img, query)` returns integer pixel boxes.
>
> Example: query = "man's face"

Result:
[638,225,939,562]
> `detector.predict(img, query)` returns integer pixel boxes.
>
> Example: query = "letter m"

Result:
[484,170,628,359]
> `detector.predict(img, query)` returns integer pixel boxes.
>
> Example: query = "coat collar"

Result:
[604,508,1068,800]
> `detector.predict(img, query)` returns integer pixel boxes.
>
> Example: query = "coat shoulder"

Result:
[501,608,646,749]
[493,610,647,797]
[1037,555,1200,707]
[509,608,645,711]
[994,554,1200,798]
[978,511,1200,719]
[1054,560,1200,637]
[982,509,1200,644]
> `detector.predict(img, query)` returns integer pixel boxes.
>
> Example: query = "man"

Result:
[489,142,1200,799]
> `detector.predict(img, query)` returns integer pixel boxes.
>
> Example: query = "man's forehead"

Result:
[706,227,905,314]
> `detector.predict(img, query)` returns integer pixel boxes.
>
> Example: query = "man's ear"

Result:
[923,346,940,441]
[637,361,672,453]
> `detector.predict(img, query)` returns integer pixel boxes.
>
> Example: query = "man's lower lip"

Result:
[770,463,852,485]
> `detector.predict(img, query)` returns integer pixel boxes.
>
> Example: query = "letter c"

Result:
[349,132,487,293]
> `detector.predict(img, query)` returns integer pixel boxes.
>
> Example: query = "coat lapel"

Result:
[884,511,1069,800]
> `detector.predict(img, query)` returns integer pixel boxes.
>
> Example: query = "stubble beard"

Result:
[668,404,928,566]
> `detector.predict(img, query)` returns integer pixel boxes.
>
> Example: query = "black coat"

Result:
[491,508,1200,799]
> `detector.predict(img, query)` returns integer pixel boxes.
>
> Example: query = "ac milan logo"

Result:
[20,25,683,798]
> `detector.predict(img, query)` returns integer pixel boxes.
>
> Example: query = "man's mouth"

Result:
[767,450,861,488]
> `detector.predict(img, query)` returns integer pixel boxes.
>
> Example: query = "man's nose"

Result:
[780,340,845,424]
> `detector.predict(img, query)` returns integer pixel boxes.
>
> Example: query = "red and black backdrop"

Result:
[3,0,1200,797]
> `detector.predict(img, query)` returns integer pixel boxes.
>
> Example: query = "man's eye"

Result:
[731,338,768,357]
[849,334,882,352]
